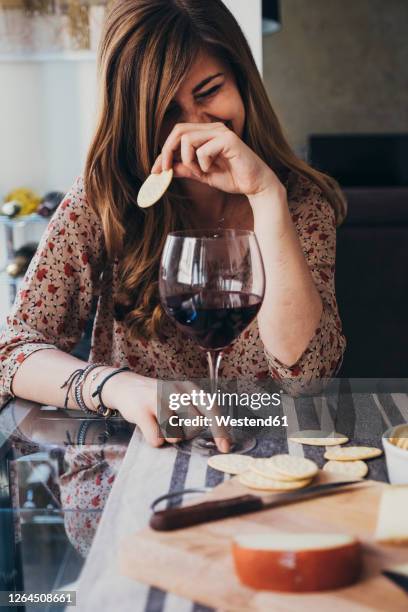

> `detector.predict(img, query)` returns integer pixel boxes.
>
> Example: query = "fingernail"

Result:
[220,438,230,453]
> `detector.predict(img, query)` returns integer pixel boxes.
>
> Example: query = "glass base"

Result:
[174,431,257,457]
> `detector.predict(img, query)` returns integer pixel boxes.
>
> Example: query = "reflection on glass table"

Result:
[0,396,134,610]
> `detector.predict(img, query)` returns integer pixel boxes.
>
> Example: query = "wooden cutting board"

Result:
[119,474,408,611]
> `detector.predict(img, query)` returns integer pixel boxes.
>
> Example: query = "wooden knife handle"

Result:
[149,494,263,531]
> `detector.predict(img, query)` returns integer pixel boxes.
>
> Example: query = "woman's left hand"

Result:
[151,122,283,197]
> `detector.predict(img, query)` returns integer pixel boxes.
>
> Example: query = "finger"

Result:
[172,162,207,182]
[151,154,163,174]
[137,412,164,448]
[204,397,232,452]
[180,133,205,177]
[210,417,231,452]
[179,402,208,440]
[190,389,232,451]
[196,136,226,173]
[161,123,225,171]
[163,413,183,444]
[214,436,231,453]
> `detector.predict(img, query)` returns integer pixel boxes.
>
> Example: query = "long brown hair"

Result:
[84,0,346,342]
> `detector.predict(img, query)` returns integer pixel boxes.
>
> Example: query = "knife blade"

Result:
[150,479,362,531]
[383,563,408,595]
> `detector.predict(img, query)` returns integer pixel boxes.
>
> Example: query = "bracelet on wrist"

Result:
[72,363,105,414]
[86,366,112,412]
[91,366,130,418]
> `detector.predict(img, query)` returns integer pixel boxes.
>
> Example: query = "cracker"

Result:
[137,168,173,208]
[239,470,311,491]
[323,460,368,479]
[324,446,383,461]
[207,453,255,475]
[388,424,408,450]
[394,438,408,451]
[253,454,318,481]
[289,430,349,446]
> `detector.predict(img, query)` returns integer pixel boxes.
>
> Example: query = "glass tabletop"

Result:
[1,382,407,611]
[0,395,134,611]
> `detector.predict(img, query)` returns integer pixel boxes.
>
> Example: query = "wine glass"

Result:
[159,229,265,455]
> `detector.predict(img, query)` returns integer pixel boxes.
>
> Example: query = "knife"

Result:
[383,564,408,595]
[150,480,362,531]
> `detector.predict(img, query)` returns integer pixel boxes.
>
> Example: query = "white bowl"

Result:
[382,425,408,484]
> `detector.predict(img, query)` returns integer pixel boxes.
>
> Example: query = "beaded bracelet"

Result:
[73,363,106,415]
[77,419,93,445]
[87,366,112,412]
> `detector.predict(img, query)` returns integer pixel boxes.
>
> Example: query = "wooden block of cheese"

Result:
[375,486,408,544]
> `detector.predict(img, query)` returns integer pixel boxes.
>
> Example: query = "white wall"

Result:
[0,0,262,197]
[223,0,262,73]
[0,59,97,197]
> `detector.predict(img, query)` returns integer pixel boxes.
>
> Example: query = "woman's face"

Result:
[159,49,246,147]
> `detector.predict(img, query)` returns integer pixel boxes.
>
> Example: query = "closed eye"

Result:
[195,84,222,100]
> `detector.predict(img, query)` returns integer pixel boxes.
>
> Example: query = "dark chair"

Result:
[309,134,408,377]
[336,187,408,377]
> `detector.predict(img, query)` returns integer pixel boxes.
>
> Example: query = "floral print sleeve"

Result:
[0,176,105,399]
[262,175,346,393]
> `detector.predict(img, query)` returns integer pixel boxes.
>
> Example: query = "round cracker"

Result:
[253,454,318,481]
[388,424,408,450]
[137,168,173,208]
[394,438,408,451]
[251,462,294,482]
[324,446,383,461]
[323,460,368,479]
[239,470,311,491]
[207,453,255,475]
[289,430,349,446]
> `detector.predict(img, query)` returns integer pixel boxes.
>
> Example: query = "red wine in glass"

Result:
[164,291,262,350]
[159,229,265,456]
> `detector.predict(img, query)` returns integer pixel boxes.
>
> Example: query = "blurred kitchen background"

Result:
[1,0,408,377]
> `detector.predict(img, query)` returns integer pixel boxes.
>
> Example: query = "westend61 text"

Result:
[167,414,288,428]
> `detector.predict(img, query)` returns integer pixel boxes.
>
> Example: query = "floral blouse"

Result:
[0,173,346,401]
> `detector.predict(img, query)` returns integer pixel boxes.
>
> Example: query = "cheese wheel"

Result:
[232,533,362,592]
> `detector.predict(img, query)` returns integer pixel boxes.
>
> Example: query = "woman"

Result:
[0,0,346,452]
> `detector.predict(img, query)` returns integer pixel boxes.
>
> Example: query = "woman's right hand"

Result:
[103,369,230,452]
[103,370,168,447]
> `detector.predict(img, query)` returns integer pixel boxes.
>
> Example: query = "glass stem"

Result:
[206,350,223,395]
